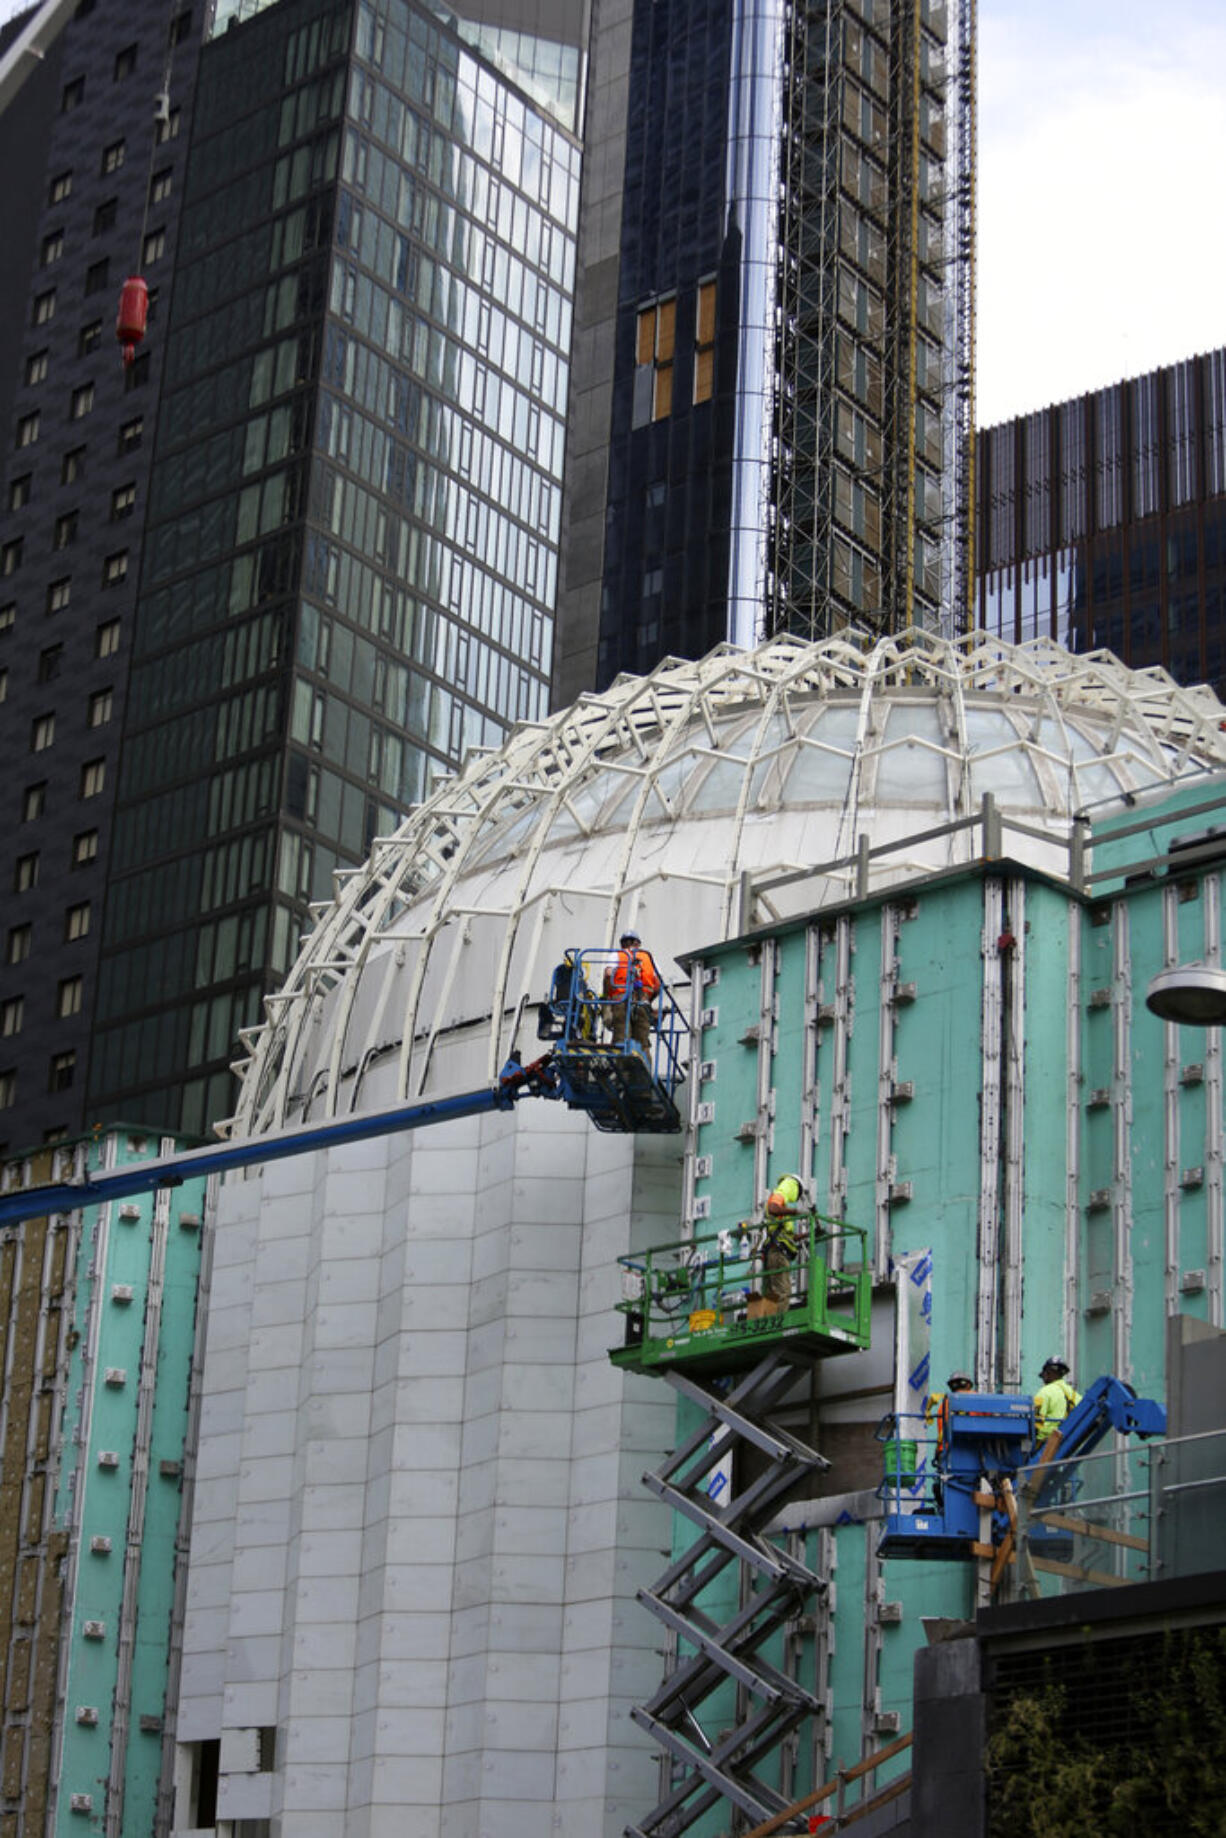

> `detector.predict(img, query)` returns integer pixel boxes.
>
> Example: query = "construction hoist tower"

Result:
[610,1214,872,1836]
[770,0,975,642]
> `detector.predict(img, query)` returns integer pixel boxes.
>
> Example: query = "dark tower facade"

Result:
[554,0,975,704]
[0,0,204,1155]
[976,348,1226,700]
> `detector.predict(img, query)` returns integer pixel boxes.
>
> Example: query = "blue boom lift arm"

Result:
[0,948,689,1229]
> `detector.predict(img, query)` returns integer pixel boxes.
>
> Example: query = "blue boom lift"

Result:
[877,1375,1166,1578]
[0,948,689,1229]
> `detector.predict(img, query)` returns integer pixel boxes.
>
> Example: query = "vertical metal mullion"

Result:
[976,879,1004,1385]
[827,916,853,1240]
[801,923,822,1193]
[1204,873,1223,1326]
[875,905,899,1285]
[1162,885,1181,1317]
[1064,907,1082,1360]
[1112,905,1133,1383]
[1000,881,1026,1388]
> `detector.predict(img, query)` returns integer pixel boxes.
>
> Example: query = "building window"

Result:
[33,289,55,326]
[65,902,90,941]
[694,281,716,404]
[101,139,126,174]
[0,604,13,634]
[0,1070,14,1110]
[22,784,45,821]
[41,230,64,267]
[118,417,143,454]
[49,1051,76,1092]
[0,998,23,1037]
[37,645,61,681]
[25,349,48,386]
[85,259,109,295]
[150,167,173,204]
[62,447,85,484]
[70,382,94,419]
[636,299,676,422]
[125,351,150,390]
[1,538,22,575]
[142,227,165,265]
[0,667,5,703]
[93,198,118,235]
[72,831,97,866]
[81,757,106,797]
[154,107,181,144]
[47,578,71,614]
[53,510,78,549]
[16,412,40,448]
[8,474,31,511]
[49,169,72,204]
[113,43,137,79]
[170,7,192,43]
[111,482,136,519]
[6,925,31,965]
[78,320,102,356]
[57,977,83,1018]
[61,76,84,111]
[15,852,38,891]
[87,688,112,727]
[102,551,128,586]
[32,713,55,752]
[96,618,120,657]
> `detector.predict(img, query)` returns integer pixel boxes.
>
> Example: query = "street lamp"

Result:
[1145,963,1226,1026]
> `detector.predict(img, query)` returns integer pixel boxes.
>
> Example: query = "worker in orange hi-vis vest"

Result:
[603,930,661,1050]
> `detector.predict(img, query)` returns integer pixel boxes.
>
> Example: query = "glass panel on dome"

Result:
[873,702,951,802]
[778,705,861,803]
[688,756,747,814]
[741,711,795,801]
[1063,721,1126,803]
[548,771,619,841]
[964,707,1041,804]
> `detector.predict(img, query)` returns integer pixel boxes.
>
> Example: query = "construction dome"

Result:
[230,629,1226,1133]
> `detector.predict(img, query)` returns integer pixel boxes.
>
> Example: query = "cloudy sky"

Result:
[978,0,1226,426]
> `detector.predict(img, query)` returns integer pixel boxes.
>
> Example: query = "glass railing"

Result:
[1015,1426,1226,1594]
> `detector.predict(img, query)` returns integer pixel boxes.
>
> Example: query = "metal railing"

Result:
[614,1213,872,1367]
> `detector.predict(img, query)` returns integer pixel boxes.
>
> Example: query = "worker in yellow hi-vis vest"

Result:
[1033,1356,1081,1442]
[759,1172,805,1313]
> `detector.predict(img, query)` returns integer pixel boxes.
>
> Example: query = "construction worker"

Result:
[1034,1356,1081,1443]
[759,1171,806,1312]
[603,931,661,1050]
[927,1370,975,1461]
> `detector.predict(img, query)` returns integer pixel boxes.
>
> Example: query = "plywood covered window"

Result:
[636,297,676,421]
[694,280,716,404]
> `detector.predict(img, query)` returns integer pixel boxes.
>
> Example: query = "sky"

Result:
[977,0,1226,426]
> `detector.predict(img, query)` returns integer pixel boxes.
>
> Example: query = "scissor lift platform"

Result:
[610,1213,871,1378]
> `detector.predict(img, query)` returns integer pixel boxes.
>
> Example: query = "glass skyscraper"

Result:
[977,348,1226,701]
[0,0,581,1145]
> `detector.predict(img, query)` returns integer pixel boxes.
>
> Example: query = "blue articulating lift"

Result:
[0,948,689,1229]
[877,1376,1166,1589]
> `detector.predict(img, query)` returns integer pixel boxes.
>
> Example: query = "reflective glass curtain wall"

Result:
[89,0,578,1136]
[976,349,1226,702]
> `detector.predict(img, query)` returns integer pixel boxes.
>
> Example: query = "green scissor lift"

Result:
[609,1216,872,1836]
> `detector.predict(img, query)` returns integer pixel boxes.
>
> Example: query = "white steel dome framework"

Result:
[230,629,1226,1134]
